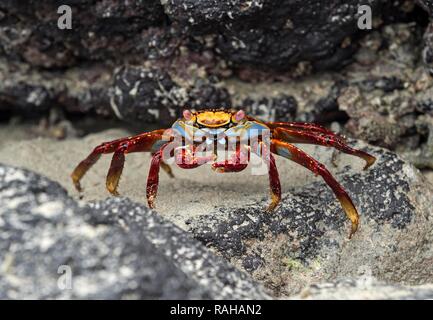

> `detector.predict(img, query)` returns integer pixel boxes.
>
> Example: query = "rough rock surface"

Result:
[292,278,433,300]
[184,143,433,296]
[0,164,270,299]
[0,1,167,68]
[418,0,433,15]
[110,65,231,123]
[0,0,413,70]
[163,0,386,70]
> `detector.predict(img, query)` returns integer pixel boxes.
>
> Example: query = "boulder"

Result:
[183,142,433,296]
[291,278,433,300]
[0,164,270,299]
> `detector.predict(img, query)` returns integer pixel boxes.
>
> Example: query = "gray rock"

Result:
[291,278,433,300]
[183,142,433,296]
[331,23,433,170]
[0,164,270,299]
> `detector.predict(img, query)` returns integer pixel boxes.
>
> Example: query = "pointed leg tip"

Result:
[106,185,120,197]
[72,179,83,193]
[147,193,156,209]
[363,155,376,170]
[265,205,277,212]
[337,195,359,239]
[348,223,358,239]
[265,194,281,212]
[265,204,274,212]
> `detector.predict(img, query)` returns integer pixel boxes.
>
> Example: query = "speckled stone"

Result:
[292,278,433,300]
[0,164,270,299]
[184,142,433,296]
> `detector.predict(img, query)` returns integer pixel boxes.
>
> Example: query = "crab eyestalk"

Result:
[233,110,245,122]
[183,109,193,121]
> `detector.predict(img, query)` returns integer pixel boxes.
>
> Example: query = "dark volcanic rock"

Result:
[0,0,414,70]
[163,0,364,70]
[0,59,231,122]
[423,22,433,75]
[163,0,415,71]
[0,164,270,299]
[110,65,231,124]
[241,95,298,122]
[334,23,432,157]
[0,56,113,117]
[0,1,167,68]
[185,142,433,296]
[418,0,433,15]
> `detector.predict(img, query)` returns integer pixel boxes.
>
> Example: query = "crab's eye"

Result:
[183,109,193,121]
[233,110,245,122]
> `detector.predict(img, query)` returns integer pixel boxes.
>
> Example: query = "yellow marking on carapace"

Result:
[196,111,232,127]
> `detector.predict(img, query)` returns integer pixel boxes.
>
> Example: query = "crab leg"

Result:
[272,127,376,169]
[251,142,282,212]
[106,149,125,196]
[147,144,215,209]
[147,145,168,209]
[266,121,336,135]
[270,139,359,238]
[71,129,169,193]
